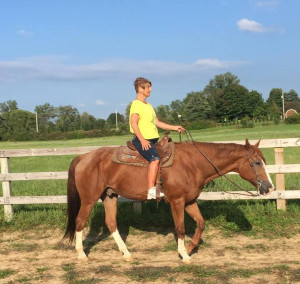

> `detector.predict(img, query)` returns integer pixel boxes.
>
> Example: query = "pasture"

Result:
[0,123,300,283]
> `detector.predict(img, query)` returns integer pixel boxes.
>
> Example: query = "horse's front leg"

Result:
[185,201,205,255]
[170,198,191,264]
[103,194,132,262]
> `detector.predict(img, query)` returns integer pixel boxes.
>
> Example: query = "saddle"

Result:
[111,132,175,168]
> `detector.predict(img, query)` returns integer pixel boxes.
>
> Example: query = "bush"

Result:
[285,113,300,124]
[240,117,254,128]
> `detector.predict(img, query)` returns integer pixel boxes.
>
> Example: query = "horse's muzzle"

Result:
[259,180,274,195]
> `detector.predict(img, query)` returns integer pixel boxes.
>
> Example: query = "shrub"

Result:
[240,117,254,128]
[285,113,300,124]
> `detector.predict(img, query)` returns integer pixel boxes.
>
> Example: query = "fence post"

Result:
[133,202,142,214]
[0,157,13,221]
[275,147,286,211]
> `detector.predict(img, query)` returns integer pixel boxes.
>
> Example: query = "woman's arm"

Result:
[131,113,151,150]
[155,117,185,132]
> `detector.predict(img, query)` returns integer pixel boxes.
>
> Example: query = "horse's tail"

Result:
[62,156,82,243]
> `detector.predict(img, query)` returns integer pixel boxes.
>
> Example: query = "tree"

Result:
[170,100,184,123]
[204,72,240,119]
[182,92,212,121]
[0,100,18,113]
[267,88,283,108]
[34,103,57,132]
[285,89,299,102]
[125,102,132,122]
[215,84,252,120]
[248,90,266,119]
[0,109,35,140]
[156,105,172,122]
[106,112,125,128]
[56,105,80,132]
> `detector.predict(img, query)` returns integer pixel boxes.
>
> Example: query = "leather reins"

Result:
[182,130,261,197]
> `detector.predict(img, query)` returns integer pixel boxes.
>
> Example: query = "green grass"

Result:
[0,269,16,279]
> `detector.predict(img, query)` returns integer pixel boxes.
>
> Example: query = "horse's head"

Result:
[238,139,274,195]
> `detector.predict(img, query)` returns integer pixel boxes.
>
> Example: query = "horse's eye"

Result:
[255,161,261,165]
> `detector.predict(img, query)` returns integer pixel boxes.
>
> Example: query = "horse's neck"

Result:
[195,142,245,182]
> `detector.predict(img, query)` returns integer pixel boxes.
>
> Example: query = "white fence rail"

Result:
[1,138,299,220]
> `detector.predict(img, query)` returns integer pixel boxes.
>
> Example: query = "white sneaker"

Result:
[147,186,156,200]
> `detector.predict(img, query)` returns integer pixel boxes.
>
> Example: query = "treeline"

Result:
[1,72,299,141]
[0,102,128,141]
[149,72,300,127]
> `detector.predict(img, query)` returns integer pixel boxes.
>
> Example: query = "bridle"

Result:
[182,130,262,197]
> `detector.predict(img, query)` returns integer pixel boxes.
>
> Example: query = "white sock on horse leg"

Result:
[178,238,191,262]
[76,230,87,259]
[112,229,131,258]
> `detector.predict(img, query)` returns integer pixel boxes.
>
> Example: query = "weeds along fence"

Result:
[1,138,300,221]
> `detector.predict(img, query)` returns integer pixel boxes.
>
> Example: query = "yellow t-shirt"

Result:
[129,100,159,139]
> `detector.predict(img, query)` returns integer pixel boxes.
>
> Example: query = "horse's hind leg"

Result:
[75,199,98,260]
[103,194,132,262]
[170,198,191,263]
[184,201,205,255]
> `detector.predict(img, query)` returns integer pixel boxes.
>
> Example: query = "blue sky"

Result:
[0,0,299,119]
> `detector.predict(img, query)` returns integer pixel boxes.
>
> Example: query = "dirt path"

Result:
[0,227,299,283]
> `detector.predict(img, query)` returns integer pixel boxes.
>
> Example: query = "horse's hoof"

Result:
[182,257,191,264]
[78,256,88,261]
[123,254,133,262]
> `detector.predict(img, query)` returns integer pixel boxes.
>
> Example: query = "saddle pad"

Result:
[111,142,175,168]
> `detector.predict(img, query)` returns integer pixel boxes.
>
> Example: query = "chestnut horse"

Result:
[63,139,274,263]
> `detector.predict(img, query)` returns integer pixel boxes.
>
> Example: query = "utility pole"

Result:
[281,90,285,120]
[116,109,118,130]
[35,112,39,132]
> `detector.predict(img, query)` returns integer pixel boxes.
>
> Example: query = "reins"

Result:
[182,130,260,197]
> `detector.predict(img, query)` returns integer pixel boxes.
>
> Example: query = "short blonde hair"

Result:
[134,77,152,93]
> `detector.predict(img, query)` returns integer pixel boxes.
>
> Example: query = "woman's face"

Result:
[139,83,152,97]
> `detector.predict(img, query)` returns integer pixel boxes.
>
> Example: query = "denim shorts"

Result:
[132,136,160,163]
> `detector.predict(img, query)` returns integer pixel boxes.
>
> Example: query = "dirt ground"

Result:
[0,227,299,284]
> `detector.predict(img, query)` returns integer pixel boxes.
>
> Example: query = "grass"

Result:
[123,264,300,283]
[0,269,16,279]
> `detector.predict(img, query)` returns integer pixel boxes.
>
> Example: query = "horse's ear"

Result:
[245,139,251,149]
[254,139,261,149]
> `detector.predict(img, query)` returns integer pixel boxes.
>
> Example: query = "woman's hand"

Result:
[173,125,185,132]
[141,138,151,150]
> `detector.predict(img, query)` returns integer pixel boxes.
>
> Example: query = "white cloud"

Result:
[237,18,267,33]
[77,103,86,107]
[237,18,284,33]
[96,100,106,105]
[18,29,34,37]
[0,56,250,82]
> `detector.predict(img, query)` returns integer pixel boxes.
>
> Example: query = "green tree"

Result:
[34,103,57,132]
[156,105,172,122]
[216,85,252,120]
[0,109,35,140]
[106,112,125,128]
[248,90,266,119]
[0,100,18,113]
[204,72,240,119]
[267,88,283,108]
[170,100,184,123]
[56,105,80,132]
[285,89,299,102]
[182,92,212,121]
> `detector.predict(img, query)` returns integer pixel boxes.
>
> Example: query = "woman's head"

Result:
[134,77,152,93]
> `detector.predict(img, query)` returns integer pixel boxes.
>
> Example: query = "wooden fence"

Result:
[1,138,300,221]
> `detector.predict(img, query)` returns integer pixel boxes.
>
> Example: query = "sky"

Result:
[0,0,299,119]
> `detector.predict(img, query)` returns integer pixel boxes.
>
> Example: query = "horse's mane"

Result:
[175,141,266,163]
